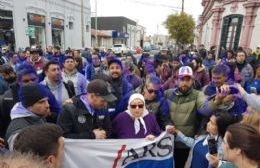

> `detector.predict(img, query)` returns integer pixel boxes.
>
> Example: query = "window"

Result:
[69,22,73,29]
[219,14,243,51]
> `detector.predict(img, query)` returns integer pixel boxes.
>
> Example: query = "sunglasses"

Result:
[130,104,144,109]
[146,86,158,94]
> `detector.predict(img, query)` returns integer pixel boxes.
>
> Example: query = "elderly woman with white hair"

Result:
[112,93,162,139]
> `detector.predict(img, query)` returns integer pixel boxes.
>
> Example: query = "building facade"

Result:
[197,0,260,53]
[91,29,113,49]
[0,0,91,51]
[91,16,145,49]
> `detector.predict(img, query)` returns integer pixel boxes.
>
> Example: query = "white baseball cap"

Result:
[178,66,193,79]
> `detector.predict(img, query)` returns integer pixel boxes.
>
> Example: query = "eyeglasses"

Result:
[146,86,158,94]
[130,104,144,109]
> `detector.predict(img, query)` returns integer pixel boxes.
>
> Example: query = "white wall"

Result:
[250,8,260,51]
[1,0,91,51]
[202,21,212,50]
[12,0,32,49]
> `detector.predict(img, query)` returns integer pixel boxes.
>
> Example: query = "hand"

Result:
[145,134,155,141]
[222,94,234,104]
[207,153,220,168]
[214,85,230,104]
[63,99,73,105]
[93,129,106,139]
[0,138,5,148]
[235,83,246,95]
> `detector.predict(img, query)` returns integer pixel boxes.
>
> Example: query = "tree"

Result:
[164,12,195,49]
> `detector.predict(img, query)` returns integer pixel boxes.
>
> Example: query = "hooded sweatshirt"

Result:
[5,103,46,149]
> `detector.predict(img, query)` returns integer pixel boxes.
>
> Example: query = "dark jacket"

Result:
[57,95,112,139]
[0,84,17,138]
[5,103,46,148]
[145,98,172,130]
[0,83,60,138]
[109,77,133,118]
[165,88,210,149]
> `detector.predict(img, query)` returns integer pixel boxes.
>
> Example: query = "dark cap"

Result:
[19,83,49,108]
[63,56,74,63]
[108,58,123,69]
[87,79,117,102]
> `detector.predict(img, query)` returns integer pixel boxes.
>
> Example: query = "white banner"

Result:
[62,132,175,168]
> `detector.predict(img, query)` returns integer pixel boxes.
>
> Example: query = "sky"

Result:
[90,0,204,36]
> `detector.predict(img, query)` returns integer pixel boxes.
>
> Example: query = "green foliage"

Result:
[164,12,195,46]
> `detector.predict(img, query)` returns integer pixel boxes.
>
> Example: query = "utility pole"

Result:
[95,0,98,47]
[81,0,84,48]
[182,0,184,13]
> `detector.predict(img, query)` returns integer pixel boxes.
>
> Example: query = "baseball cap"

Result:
[178,66,193,79]
[87,79,117,102]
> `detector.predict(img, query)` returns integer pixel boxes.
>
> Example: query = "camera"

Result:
[207,136,218,155]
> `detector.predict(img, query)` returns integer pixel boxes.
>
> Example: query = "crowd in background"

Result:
[0,44,259,168]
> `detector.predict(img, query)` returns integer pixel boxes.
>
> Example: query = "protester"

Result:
[162,56,181,91]
[107,57,133,118]
[112,93,162,140]
[204,64,247,116]
[83,51,95,82]
[45,46,54,61]
[241,108,260,133]
[191,56,210,90]
[244,63,260,95]
[221,123,260,168]
[41,61,75,106]
[234,50,254,87]
[27,47,46,75]
[52,46,65,67]
[5,83,50,149]
[142,75,171,130]
[0,64,60,138]
[165,66,212,168]
[0,64,16,86]
[220,83,260,112]
[92,52,106,76]
[207,108,260,168]
[57,79,116,139]
[0,152,48,168]
[203,51,216,79]
[172,113,238,168]
[62,56,87,95]
[13,123,63,168]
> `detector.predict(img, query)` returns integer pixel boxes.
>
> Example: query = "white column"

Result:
[13,0,29,50]
[45,14,52,47]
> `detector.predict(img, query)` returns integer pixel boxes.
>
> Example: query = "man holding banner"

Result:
[57,79,117,139]
[62,132,175,168]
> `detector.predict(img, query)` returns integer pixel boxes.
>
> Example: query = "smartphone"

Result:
[217,86,239,94]
[207,136,218,155]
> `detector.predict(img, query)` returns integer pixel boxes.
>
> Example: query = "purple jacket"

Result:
[112,112,162,139]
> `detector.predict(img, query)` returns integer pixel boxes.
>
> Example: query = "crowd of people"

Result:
[0,44,259,168]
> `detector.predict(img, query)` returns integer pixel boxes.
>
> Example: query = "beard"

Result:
[179,86,191,94]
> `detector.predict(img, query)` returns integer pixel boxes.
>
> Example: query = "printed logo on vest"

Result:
[78,115,86,124]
